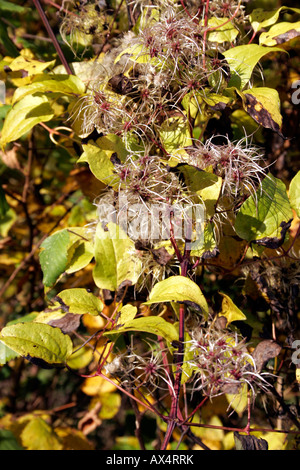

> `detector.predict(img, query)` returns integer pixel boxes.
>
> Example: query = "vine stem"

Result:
[161,218,193,449]
[32,0,73,75]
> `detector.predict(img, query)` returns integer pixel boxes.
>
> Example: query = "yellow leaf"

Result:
[81,375,117,396]
[218,292,247,325]
[20,417,62,450]
[226,383,248,416]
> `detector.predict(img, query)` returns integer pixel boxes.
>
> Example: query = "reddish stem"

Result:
[32,0,73,75]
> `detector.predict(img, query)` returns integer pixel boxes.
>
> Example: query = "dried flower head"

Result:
[104,340,174,393]
[186,136,268,200]
[184,321,273,399]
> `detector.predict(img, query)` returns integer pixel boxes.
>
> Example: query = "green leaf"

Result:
[239,87,282,134]
[39,227,93,287]
[1,94,54,148]
[0,322,73,366]
[105,316,178,343]
[234,174,293,242]
[0,19,19,57]
[78,134,128,186]
[12,74,86,104]
[249,6,300,33]
[56,288,104,316]
[144,276,209,318]
[93,222,142,291]
[0,0,28,13]
[289,171,300,217]
[259,21,300,46]
[39,229,70,288]
[223,44,284,89]
[0,429,24,450]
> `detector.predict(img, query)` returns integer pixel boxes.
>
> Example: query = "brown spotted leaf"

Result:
[241,87,283,136]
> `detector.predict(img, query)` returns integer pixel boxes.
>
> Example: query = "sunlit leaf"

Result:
[144,276,209,317]
[219,293,247,325]
[12,74,86,104]
[105,315,178,343]
[239,87,282,134]
[249,6,300,33]
[117,304,138,325]
[223,44,284,89]
[93,222,142,291]
[57,288,104,316]
[78,134,128,186]
[206,18,239,43]
[159,116,193,157]
[8,55,55,74]
[259,21,300,46]
[0,322,73,366]
[1,94,54,148]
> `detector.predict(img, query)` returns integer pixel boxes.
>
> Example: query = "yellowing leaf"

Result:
[249,6,300,33]
[219,293,247,325]
[20,417,62,450]
[223,44,284,89]
[55,427,94,450]
[235,174,293,242]
[67,346,94,370]
[1,94,54,148]
[259,21,300,46]
[159,116,193,157]
[0,322,73,366]
[144,276,209,318]
[93,222,142,291]
[12,74,86,104]
[105,316,178,343]
[206,18,239,43]
[118,304,138,325]
[226,383,248,416]
[81,375,117,396]
[57,288,104,316]
[78,134,128,186]
[240,87,282,134]
[98,392,121,420]
[9,55,56,75]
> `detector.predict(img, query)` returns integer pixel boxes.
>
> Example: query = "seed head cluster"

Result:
[185,323,272,399]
